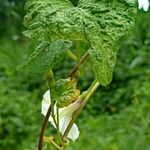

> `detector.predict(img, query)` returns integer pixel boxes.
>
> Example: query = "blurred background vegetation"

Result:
[0,0,150,150]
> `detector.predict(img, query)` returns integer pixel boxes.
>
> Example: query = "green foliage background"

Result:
[0,0,150,150]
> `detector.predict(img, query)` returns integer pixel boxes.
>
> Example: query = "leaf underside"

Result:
[21,0,137,86]
[18,40,72,73]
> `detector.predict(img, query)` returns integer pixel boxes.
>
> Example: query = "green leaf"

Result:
[78,0,137,86]
[18,40,72,73]
[23,0,137,85]
[23,0,87,42]
[51,78,80,108]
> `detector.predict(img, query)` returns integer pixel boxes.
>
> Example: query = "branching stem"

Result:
[62,80,100,140]
[67,52,89,79]
[40,51,94,149]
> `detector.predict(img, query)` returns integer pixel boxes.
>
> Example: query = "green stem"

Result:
[56,107,62,146]
[44,137,63,150]
[67,50,77,61]
[46,71,57,129]
[38,71,56,150]
[62,80,100,140]
[45,70,55,87]
[84,79,100,102]
[46,70,60,130]
[56,107,60,132]
[46,70,63,147]
[51,102,58,128]
[76,40,81,71]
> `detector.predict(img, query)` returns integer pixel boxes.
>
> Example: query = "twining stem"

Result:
[38,105,52,150]
[62,80,100,140]
[67,52,89,79]
[38,71,57,150]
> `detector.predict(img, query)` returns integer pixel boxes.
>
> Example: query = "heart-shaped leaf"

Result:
[23,0,137,85]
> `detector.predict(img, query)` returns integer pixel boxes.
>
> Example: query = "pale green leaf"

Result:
[51,78,80,108]
[78,0,137,85]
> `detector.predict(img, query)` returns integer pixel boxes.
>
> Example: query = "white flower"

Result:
[138,0,149,11]
[41,90,80,141]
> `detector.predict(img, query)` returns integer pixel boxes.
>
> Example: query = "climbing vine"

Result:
[18,0,137,149]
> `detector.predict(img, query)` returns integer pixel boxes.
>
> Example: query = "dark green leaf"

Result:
[18,40,72,73]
